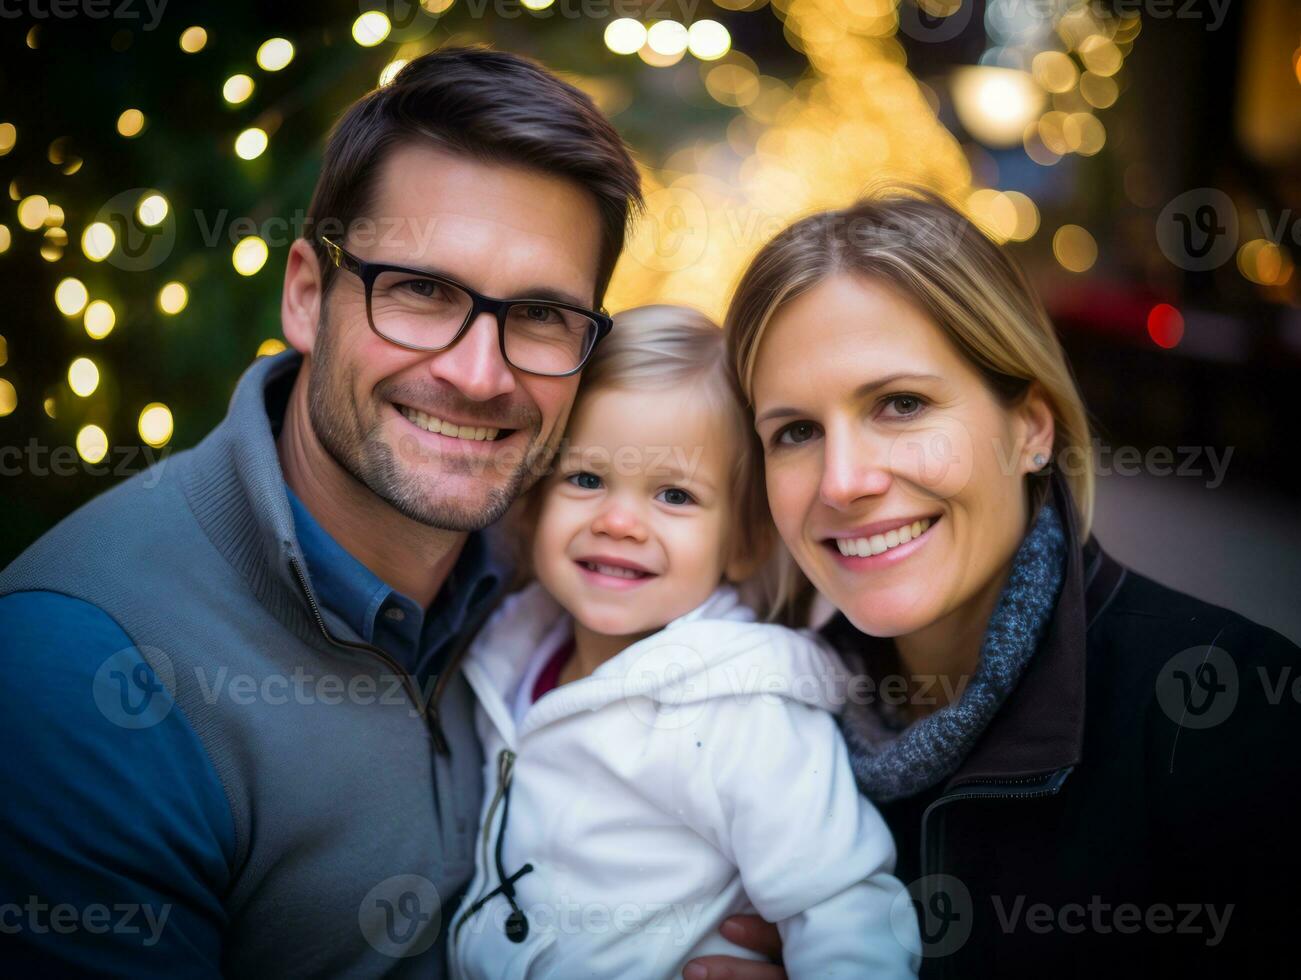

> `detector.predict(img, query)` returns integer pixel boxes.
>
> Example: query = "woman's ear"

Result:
[282,238,325,356]
[1016,382,1056,473]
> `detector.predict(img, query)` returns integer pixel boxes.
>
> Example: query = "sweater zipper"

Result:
[288,555,448,753]
[452,748,516,943]
[919,767,1074,881]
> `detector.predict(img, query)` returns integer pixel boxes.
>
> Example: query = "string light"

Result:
[54,277,88,316]
[235,127,269,160]
[257,38,294,72]
[81,222,116,261]
[84,300,116,340]
[117,108,145,138]
[179,26,207,53]
[68,357,100,397]
[233,236,269,275]
[352,12,391,47]
[76,424,109,464]
[138,402,174,447]
[137,192,169,227]
[158,282,188,314]
[223,74,255,104]
[604,19,646,55]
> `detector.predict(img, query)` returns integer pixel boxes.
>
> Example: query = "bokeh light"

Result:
[68,357,100,397]
[223,74,255,104]
[84,300,116,340]
[233,236,269,275]
[158,281,189,314]
[257,38,294,72]
[1053,224,1098,272]
[55,277,88,316]
[138,402,174,447]
[81,222,115,261]
[235,127,269,160]
[76,424,109,463]
[179,26,207,53]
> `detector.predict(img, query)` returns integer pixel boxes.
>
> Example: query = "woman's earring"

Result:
[1032,452,1048,470]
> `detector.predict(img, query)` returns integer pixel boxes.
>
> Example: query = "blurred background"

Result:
[0,0,1297,640]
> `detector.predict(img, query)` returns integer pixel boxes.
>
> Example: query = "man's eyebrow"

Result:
[754,372,942,425]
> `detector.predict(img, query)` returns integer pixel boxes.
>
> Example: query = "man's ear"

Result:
[1016,381,1056,473]
[282,238,324,355]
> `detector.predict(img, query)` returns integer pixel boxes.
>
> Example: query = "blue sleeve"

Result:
[0,592,235,977]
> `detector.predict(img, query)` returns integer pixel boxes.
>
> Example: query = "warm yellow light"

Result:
[43,396,56,418]
[0,122,15,156]
[0,379,15,417]
[1079,72,1118,108]
[138,402,174,447]
[1237,239,1294,286]
[235,127,269,160]
[257,338,287,358]
[223,73,255,104]
[159,281,189,314]
[1031,51,1077,94]
[951,67,1046,148]
[233,236,269,275]
[18,194,49,230]
[84,300,116,339]
[68,357,100,397]
[604,19,647,55]
[137,192,169,227]
[55,277,89,316]
[1004,191,1040,241]
[521,0,553,8]
[82,221,116,261]
[257,37,295,72]
[966,189,1018,243]
[1053,224,1098,272]
[379,59,409,87]
[1077,35,1122,77]
[687,20,731,61]
[179,26,207,53]
[352,11,391,47]
[76,424,109,463]
[117,108,145,138]
[647,20,689,56]
[0,223,10,253]
[44,203,64,227]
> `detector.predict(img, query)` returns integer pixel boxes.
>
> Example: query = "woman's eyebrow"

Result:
[755,372,942,424]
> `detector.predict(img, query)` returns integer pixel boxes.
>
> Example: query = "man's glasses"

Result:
[319,236,612,378]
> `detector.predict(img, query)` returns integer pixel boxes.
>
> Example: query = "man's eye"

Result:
[656,487,695,506]
[566,471,602,490]
[776,421,818,446]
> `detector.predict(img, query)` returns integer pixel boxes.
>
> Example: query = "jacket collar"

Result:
[179,350,319,641]
[940,472,1125,790]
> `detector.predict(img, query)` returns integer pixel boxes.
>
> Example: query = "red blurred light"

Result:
[1147,303,1184,349]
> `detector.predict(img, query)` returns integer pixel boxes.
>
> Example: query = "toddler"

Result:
[448,305,920,979]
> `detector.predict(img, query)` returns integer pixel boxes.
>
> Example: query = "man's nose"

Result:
[423,311,517,402]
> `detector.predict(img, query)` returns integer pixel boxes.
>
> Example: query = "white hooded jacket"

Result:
[448,582,921,979]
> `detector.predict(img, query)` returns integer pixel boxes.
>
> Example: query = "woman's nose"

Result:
[590,499,648,540]
[819,430,892,511]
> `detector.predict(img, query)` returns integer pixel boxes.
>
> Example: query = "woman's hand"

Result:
[682,914,785,979]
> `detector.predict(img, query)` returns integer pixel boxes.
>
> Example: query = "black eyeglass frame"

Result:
[319,235,613,378]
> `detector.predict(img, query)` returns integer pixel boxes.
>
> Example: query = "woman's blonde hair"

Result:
[724,188,1095,537]
[513,304,791,621]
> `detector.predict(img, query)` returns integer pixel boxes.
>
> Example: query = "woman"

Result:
[689,192,1299,979]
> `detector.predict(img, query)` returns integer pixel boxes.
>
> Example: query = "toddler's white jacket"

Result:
[448,582,920,979]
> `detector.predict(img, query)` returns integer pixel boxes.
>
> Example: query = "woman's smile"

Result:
[822,514,941,568]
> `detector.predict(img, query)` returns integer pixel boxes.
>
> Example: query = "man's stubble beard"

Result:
[306,315,561,532]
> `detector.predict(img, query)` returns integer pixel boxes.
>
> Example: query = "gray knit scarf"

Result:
[834,502,1067,802]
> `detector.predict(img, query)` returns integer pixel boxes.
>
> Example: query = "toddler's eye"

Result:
[566,471,602,490]
[657,487,695,506]
[776,421,818,446]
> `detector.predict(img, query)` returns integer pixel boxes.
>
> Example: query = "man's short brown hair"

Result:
[305,45,643,305]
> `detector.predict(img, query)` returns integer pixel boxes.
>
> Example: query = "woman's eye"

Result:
[776,421,818,446]
[566,471,602,490]
[656,487,695,506]
[883,394,926,418]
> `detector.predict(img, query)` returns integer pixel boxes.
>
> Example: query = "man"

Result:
[0,48,782,977]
